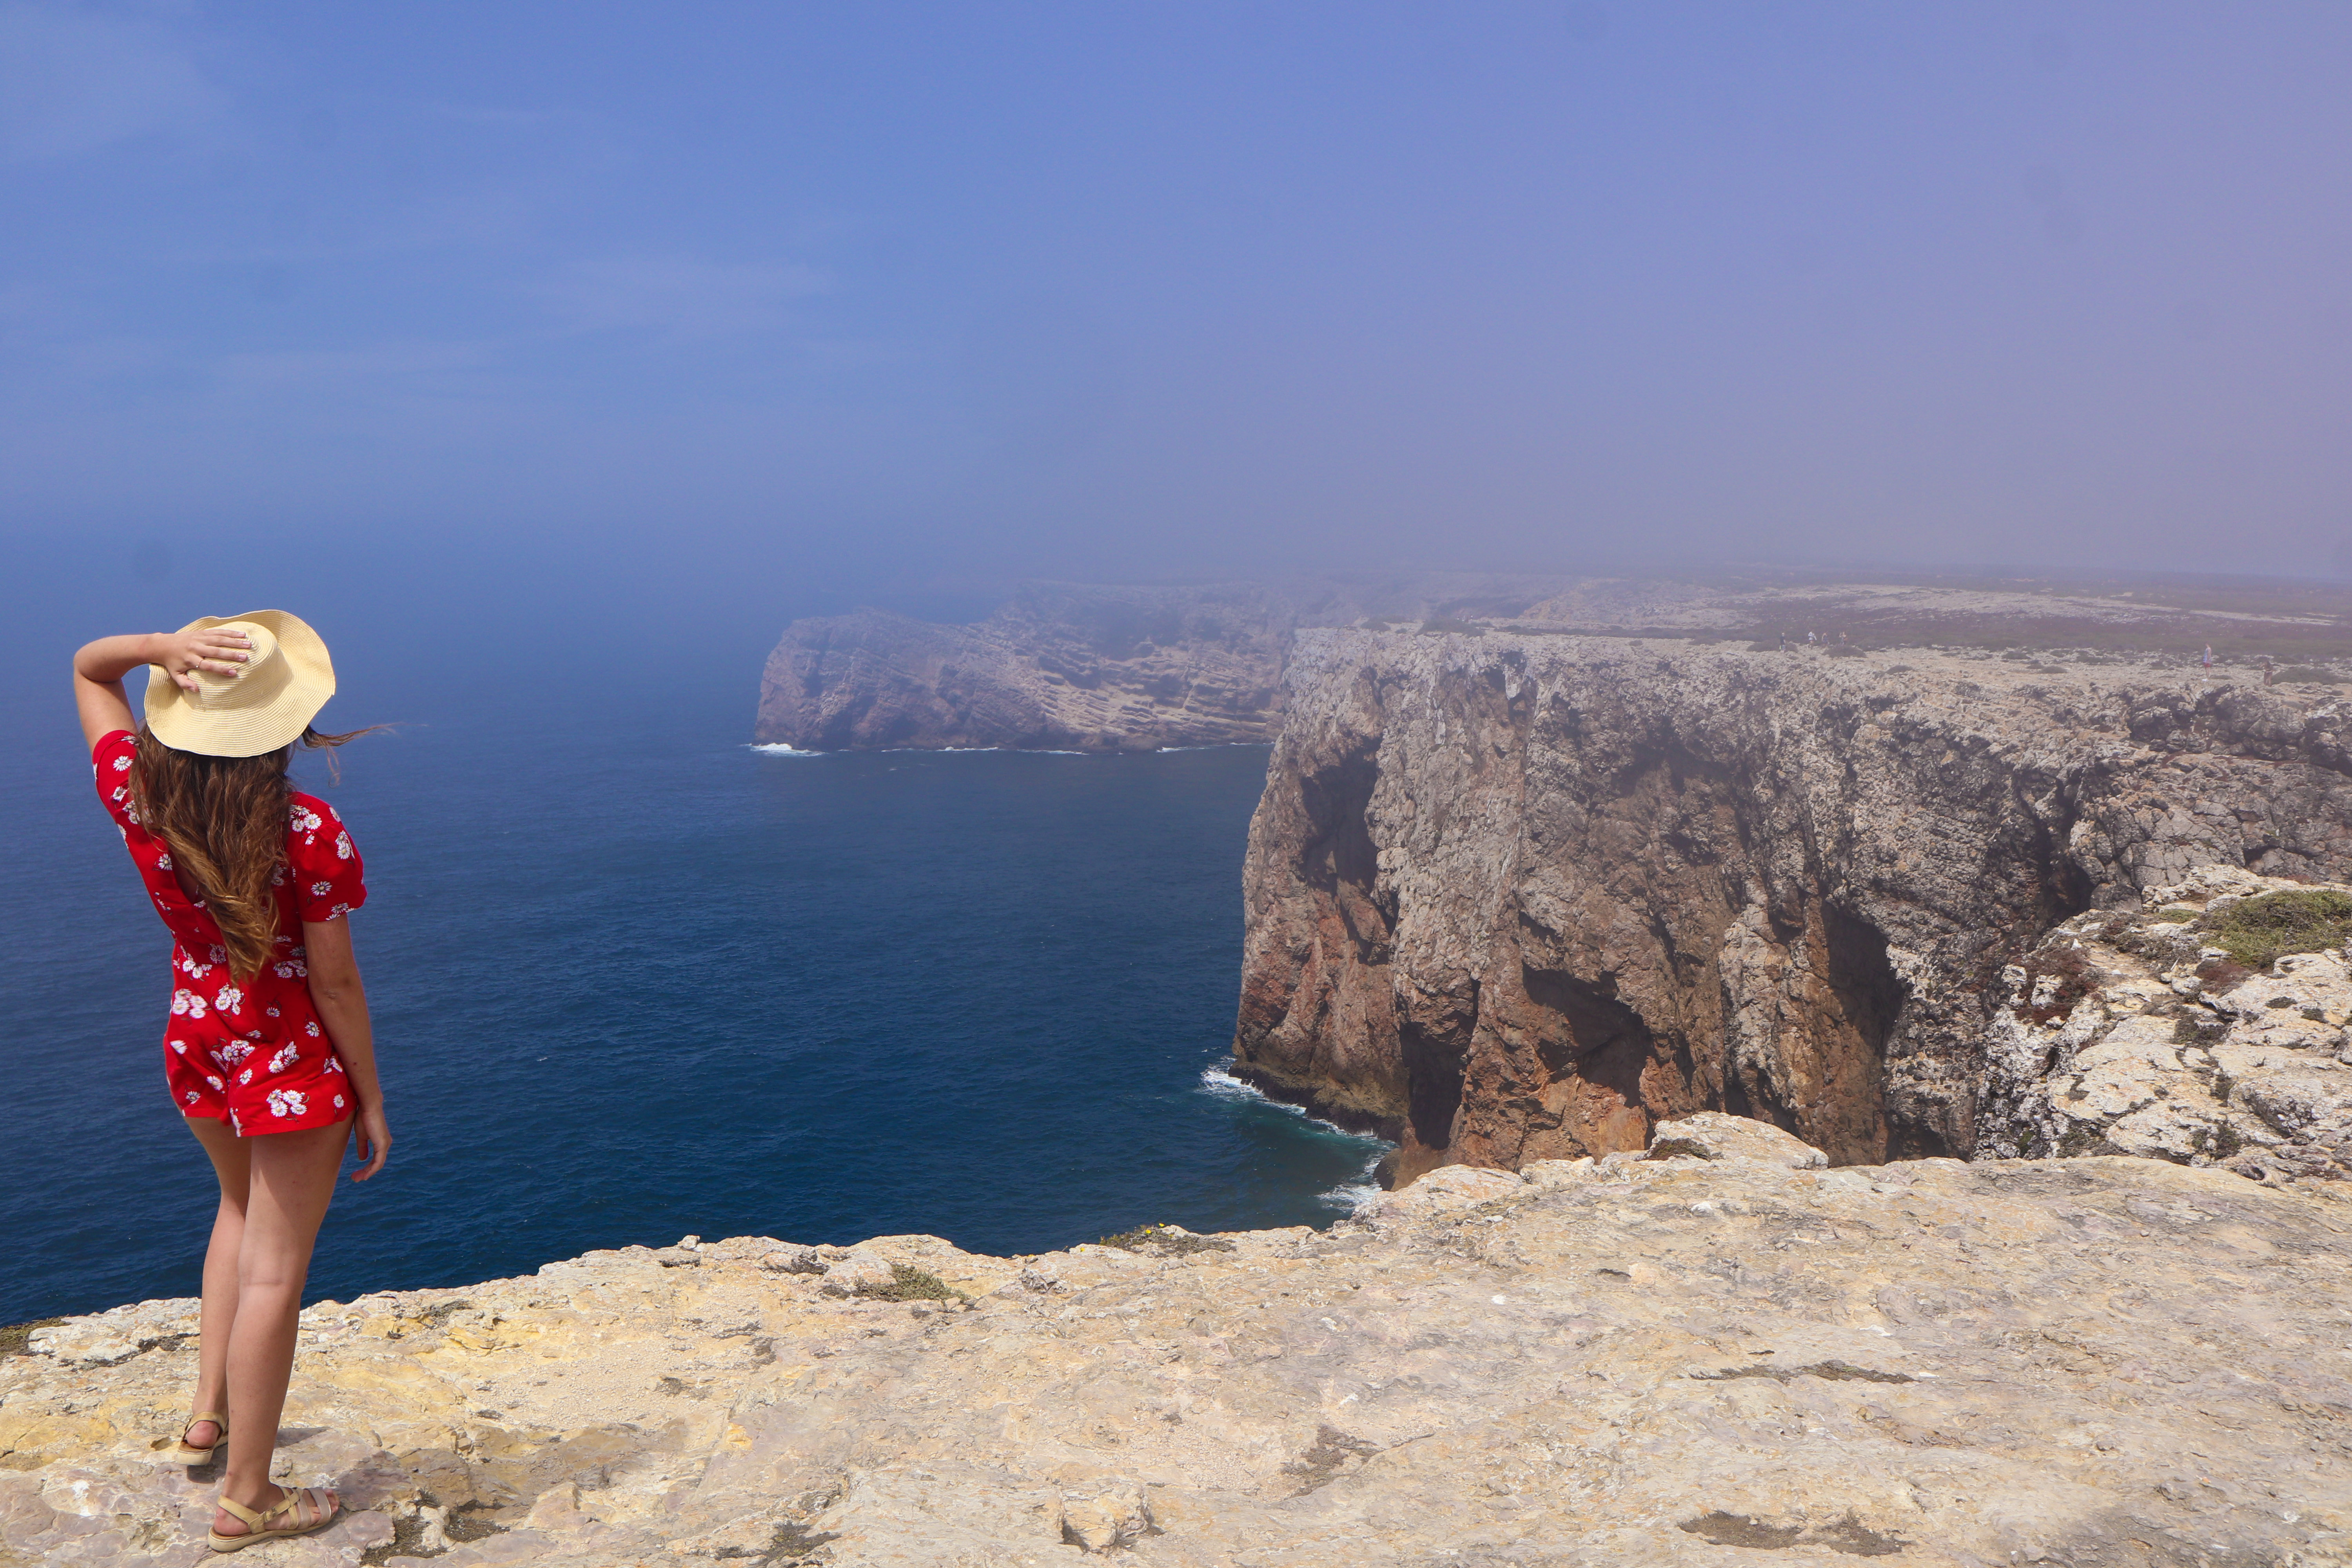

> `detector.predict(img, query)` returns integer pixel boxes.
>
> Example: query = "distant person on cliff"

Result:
[72,613,387,1553]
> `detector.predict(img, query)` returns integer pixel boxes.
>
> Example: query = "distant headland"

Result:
[754,569,2352,753]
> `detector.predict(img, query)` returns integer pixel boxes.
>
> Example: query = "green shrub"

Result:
[2206,889,2352,971]
[1100,1222,1236,1257]
[853,1264,966,1303]
[0,1317,64,1357]
[2152,908,2197,924]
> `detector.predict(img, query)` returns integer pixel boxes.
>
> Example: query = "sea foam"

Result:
[1197,1064,1390,1214]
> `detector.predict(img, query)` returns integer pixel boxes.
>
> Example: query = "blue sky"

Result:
[5,0,2349,619]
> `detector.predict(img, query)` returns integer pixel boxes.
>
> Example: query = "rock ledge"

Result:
[6,1120,2349,1566]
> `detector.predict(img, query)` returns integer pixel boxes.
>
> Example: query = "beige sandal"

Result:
[207,1485,339,1553]
[166,1411,227,1465]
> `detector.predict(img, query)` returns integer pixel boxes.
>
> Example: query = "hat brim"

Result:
[143,610,337,758]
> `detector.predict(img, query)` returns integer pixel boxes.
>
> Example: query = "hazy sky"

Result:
[5,0,2349,622]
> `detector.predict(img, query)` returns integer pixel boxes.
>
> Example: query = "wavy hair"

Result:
[128,724,370,981]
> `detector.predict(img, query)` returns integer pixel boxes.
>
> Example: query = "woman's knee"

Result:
[233,1247,314,1296]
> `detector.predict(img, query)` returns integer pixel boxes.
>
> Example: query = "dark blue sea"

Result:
[2,647,1386,1325]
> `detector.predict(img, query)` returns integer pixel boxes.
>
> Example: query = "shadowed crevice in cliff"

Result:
[1299,747,1388,965]
[1399,980,1478,1157]
[1520,966,1678,1156]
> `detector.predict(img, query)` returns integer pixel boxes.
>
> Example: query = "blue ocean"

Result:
[2,639,1386,1326]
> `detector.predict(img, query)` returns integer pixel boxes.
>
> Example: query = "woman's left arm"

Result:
[73,629,254,749]
[303,915,391,1181]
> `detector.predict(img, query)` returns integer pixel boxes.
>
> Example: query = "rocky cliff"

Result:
[751,576,1592,752]
[1232,628,2352,1185]
[755,570,2352,752]
[755,584,1296,752]
[7,1120,2348,1566]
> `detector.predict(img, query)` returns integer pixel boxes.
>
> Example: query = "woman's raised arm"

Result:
[72,629,253,748]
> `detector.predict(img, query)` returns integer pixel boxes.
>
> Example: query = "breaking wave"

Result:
[1197,1063,1390,1215]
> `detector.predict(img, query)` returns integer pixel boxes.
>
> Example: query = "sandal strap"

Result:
[217,1485,337,1535]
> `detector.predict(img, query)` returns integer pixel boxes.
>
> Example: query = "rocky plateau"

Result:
[755,573,2350,754]
[7,1115,2350,1567]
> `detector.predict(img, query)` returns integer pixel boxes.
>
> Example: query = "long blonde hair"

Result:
[129,724,367,980]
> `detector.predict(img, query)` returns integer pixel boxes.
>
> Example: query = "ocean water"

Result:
[1,679,1386,1325]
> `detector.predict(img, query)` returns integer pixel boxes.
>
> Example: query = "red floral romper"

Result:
[93,730,367,1136]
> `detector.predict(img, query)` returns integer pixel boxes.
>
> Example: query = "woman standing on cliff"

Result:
[73,614,388,1553]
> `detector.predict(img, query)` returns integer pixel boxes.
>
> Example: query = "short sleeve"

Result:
[92,730,140,830]
[287,795,367,921]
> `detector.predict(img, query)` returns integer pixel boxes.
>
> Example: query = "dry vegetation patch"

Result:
[2205,889,2352,971]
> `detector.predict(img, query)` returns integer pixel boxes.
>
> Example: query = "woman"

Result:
[73,612,389,1553]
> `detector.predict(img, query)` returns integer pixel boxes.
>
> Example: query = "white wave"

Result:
[1196,1065,1264,1103]
[1318,1173,1383,1214]
[1197,1064,1394,1148]
[748,743,821,757]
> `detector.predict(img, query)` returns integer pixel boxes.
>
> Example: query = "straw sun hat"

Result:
[143,611,337,758]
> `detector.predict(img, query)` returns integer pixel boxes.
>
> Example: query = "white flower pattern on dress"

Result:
[98,732,365,1129]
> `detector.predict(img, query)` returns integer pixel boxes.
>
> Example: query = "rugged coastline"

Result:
[1232,629,2352,1187]
[756,572,2352,754]
[8,1117,2348,1566]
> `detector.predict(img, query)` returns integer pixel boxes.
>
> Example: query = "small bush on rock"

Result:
[1100,1223,1236,1257]
[853,1265,965,1303]
[2206,890,2352,971]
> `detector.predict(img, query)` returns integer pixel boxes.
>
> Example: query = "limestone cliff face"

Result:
[754,584,1297,751]
[750,574,1597,751]
[1232,630,2352,1182]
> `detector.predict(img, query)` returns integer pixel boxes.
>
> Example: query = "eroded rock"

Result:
[1979,868,2352,1183]
[1232,629,2352,1180]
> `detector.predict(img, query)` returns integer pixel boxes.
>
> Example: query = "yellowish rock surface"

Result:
[5,1129,2349,1566]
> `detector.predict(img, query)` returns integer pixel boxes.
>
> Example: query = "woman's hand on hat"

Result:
[157,627,254,693]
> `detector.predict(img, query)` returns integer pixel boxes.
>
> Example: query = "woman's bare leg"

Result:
[183,1118,253,1453]
[210,1119,350,1537]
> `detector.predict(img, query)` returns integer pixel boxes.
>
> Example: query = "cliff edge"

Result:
[6,1122,2348,1565]
[1232,629,2352,1185]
